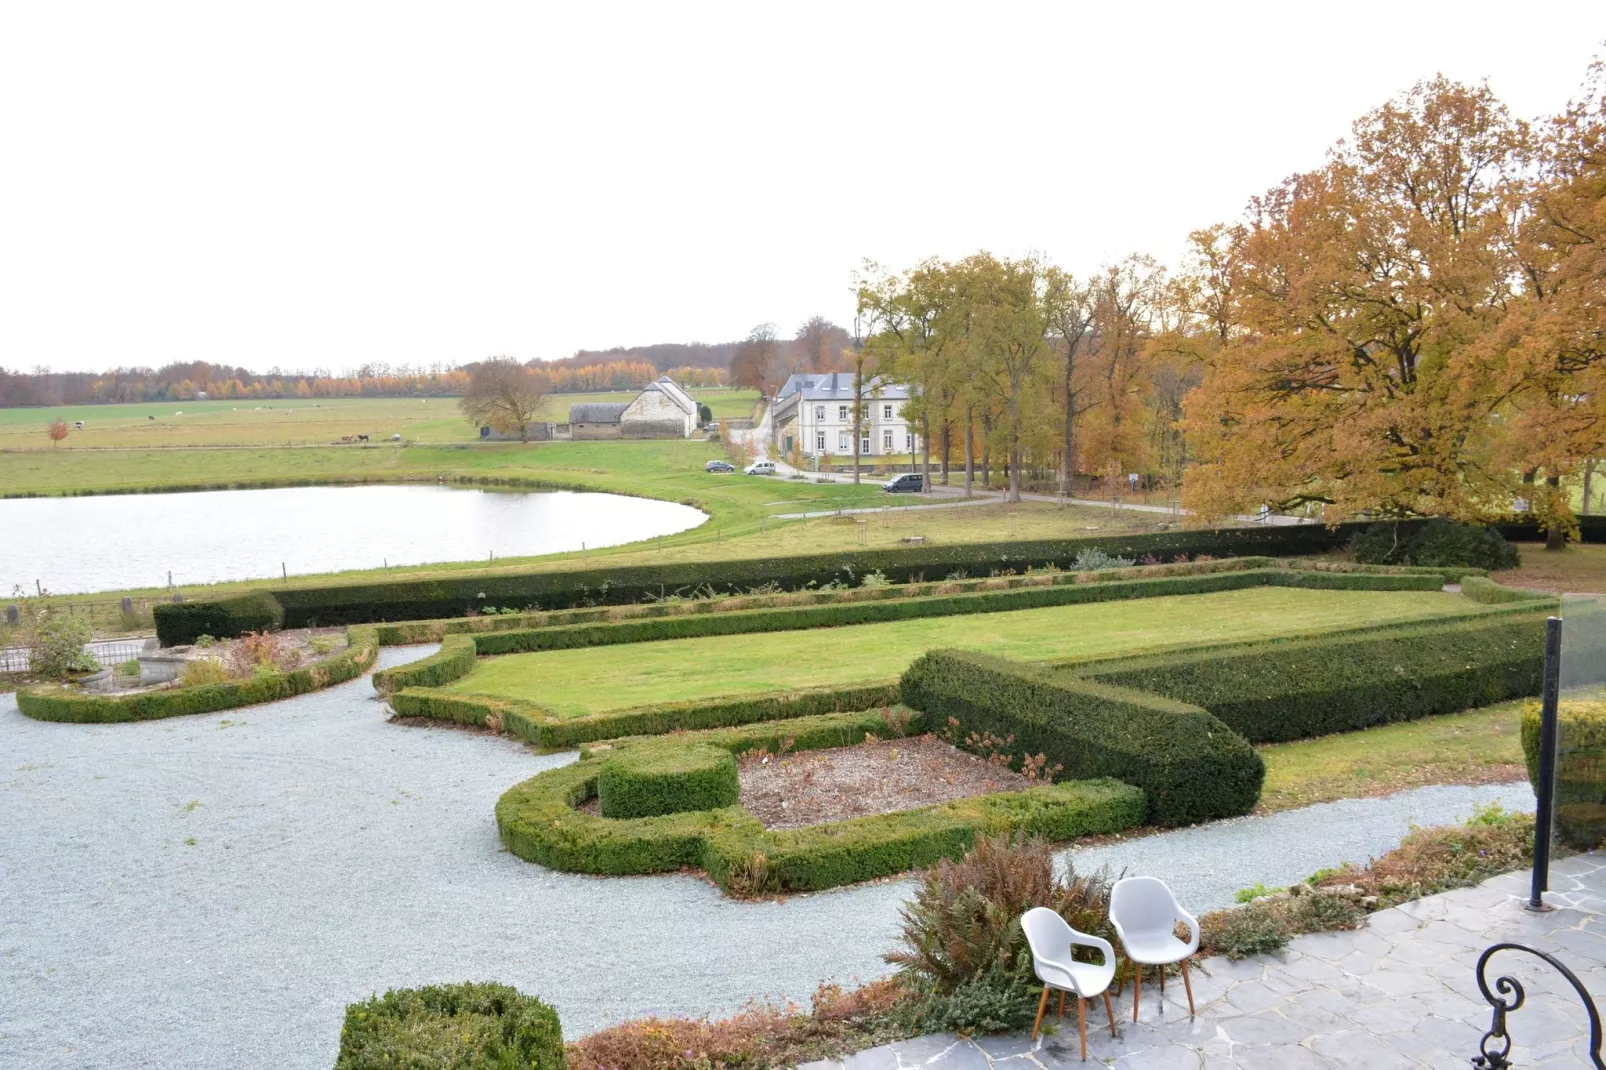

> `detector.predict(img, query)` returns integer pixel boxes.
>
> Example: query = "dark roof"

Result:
[569,402,630,423]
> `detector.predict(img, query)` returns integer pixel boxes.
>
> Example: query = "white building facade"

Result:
[771,373,920,459]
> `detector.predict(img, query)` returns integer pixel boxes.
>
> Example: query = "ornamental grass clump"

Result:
[336,982,565,1070]
[885,834,1116,1034]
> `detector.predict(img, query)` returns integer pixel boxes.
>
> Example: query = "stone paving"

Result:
[800,854,1606,1069]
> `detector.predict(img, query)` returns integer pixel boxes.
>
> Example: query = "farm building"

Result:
[568,377,701,439]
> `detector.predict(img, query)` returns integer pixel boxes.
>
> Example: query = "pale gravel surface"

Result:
[0,644,1535,1069]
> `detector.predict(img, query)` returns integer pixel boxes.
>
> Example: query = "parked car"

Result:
[882,472,924,493]
[744,460,777,476]
[703,422,720,433]
[704,460,735,473]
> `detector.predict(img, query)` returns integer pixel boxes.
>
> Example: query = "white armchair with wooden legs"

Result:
[1020,907,1118,1061]
[1109,876,1201,1021]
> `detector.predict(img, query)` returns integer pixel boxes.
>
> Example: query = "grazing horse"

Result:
[357,434,369,442]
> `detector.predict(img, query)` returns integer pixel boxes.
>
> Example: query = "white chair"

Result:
[1020,907,1118,1060]
[1109,876,1201,1020]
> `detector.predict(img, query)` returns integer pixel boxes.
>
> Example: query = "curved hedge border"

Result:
[598,742,739,818]
[157,521,1422,640]
[494,710,1146,896]
[372,634,475,695]
[336,982,565,1070]
[1459,575,1558,606]
[16,627,379,723]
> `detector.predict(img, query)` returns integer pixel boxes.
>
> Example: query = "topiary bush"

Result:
[598,743,740,819]
[900,649,1264,825]
[335,981,565,1070]
[1351,519,1520,570]
[154,590,284,646]
[1522,699,1606,849]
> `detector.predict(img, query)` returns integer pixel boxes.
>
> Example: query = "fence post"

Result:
[1528,615,1563,913]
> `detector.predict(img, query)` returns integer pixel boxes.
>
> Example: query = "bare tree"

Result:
[458,357,545,442]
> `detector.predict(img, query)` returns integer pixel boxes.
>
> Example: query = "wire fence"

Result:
[0,637,152,674]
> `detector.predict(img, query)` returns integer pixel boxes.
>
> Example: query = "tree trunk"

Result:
[981,415,992,489]
[1008,447,1022,503]
[941,423,952,485]
[964,409,974,496]
[1060,382,1075,502]
[1585,460,1597,516]
[1546,474,1566,551]
[921,412,931,496]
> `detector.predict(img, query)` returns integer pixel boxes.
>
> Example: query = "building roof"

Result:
[640,376,697,416]
[776,372,912,402]
[568,402,630,423]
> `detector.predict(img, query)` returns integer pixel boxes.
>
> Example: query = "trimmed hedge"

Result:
[336,982,565,1070]
[1068,614,1548,743]
[494,710,1146,895]
[899,649,1264,826]
[16,628,379,723]
[153,591,284,646]
[1522,699,1606,850]
[598,742,740,818]
[157,523,1396,635]
[390,680,904,748]
[372,635,476,695]
[1459,576,1557,606]
[1351,519,1520,570]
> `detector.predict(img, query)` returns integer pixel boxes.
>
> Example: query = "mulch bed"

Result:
[738,734,1033,830]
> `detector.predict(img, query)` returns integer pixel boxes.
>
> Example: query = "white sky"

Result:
[2,2,1601,375]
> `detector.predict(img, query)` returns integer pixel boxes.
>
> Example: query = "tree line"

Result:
[857,58,1606,538]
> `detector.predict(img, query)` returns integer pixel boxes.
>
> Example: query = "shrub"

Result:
[18,602,98,679]
[154,590,284,646]
[1351,519,1520,570]
[1460,575,1557,606]
[180,657,231,686]
[1310,805,1534,907]
[1199,889,1364,960]
[226,631,299,676]
[1521,700,1606,849]
[598,743,740,819]
[1070,547,1135,571]
[336,982,565,1070]
[885,834,1118,1034]
[1070,613,1548,743]
[900,650,1264,825]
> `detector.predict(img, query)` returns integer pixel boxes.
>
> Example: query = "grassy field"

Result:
[0,390,759,450]
[1493,542,1606,594]
[1257,700,1526,813]
[442,587,1474,716]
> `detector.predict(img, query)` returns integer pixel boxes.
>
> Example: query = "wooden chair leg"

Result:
[1132,964,1141,1021]
[1078,997,1087,1061]
[1181,958,1196,1016]
[1159,965,1166,993]
[1031,985,1050,1041]
[1057,990,1065,1021]
[1102,990,1117,1036]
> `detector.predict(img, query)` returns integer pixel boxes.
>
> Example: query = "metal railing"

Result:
[0,637,151,674]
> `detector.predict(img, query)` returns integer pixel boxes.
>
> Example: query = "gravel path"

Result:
[0,647,1533,1069]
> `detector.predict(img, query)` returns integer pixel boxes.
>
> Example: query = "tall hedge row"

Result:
[154,591,284,646]
[899,649,1265,826]
[1069,614,1548,743]
[157,523,1391,638]
[1521,699,1606,850]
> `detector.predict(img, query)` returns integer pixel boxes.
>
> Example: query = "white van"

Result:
[743,460,777,476]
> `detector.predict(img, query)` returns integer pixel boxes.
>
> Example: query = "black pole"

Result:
[1528,615,1563,912]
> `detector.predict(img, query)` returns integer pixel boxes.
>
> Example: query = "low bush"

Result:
[493,711,1145,896]
[1522,700,1606,849]
[1199,889,1366,960]
[336,982,565,1070]
[1310,803,1534,907]
[1459,575,1557,605]
[372,635,477,695]
[1351,519,1521,570]
[14,600,98,679]
[160,523,1394,634]
[154,590,284,646]
[598,743,740,819]
[1069,613,1548,743]
[179,656,231,687]
[900,650,1263,825]
[884,834,1118,1034]
[17,628,378,723]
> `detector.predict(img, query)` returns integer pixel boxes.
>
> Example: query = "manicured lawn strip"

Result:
[493,709,1146,896]
[1257,702,1526,813]
[15,626,380,722]
[440,588,1478,717]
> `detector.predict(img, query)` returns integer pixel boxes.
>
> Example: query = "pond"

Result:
[0,485,707,595]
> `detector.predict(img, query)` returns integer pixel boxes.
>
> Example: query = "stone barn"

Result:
[568,402,629,439]
[619,376,699,438]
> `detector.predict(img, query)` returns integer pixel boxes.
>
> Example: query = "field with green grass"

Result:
[443,586,1474,716]
[0,389,759,450]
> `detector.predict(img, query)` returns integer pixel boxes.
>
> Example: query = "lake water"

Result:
[0,485,707,595]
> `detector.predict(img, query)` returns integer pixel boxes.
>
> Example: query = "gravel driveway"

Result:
[0,645,1533,1069]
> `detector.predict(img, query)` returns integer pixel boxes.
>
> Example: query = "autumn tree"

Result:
[46,419,68,446]
[458,357,545,443]
[1182,77,1527,524]
[794,316,850,373]
[730,323,784,394]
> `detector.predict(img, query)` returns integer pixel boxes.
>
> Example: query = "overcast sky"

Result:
[2,3,1601,375]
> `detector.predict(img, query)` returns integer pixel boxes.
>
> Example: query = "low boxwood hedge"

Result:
[389,680,903,748]
[372,635,476,695]
[598,742,740,818]
[153,590,284,646]
[157,523,1398,636]
[1067,613,1549,743]
[494,710,1146,895]
[16,627,379,723]
[899,649,1264,826]
[1459,576,1557,606]
[1522,699,1606,850]
[336,981,565,1070]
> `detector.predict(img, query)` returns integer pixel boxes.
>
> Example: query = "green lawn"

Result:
[444,587,1474,716]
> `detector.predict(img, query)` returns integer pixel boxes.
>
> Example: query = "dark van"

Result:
[882,473,923,493]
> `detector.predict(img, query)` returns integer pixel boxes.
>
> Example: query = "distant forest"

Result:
[0,316,851,407]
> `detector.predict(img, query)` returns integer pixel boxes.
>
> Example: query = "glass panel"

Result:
[1558,594,1606,850]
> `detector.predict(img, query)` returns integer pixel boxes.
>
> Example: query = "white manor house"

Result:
[770,372,921,459]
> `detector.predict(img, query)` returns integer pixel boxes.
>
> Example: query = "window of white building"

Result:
[861,436,871,454]
[883,404,893,420]
[816,432,825,451]
[883,431,893,451]
[815,405,825,421]
[838,432,850,452]
[906,433,914,450]
[838,405,848,421]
